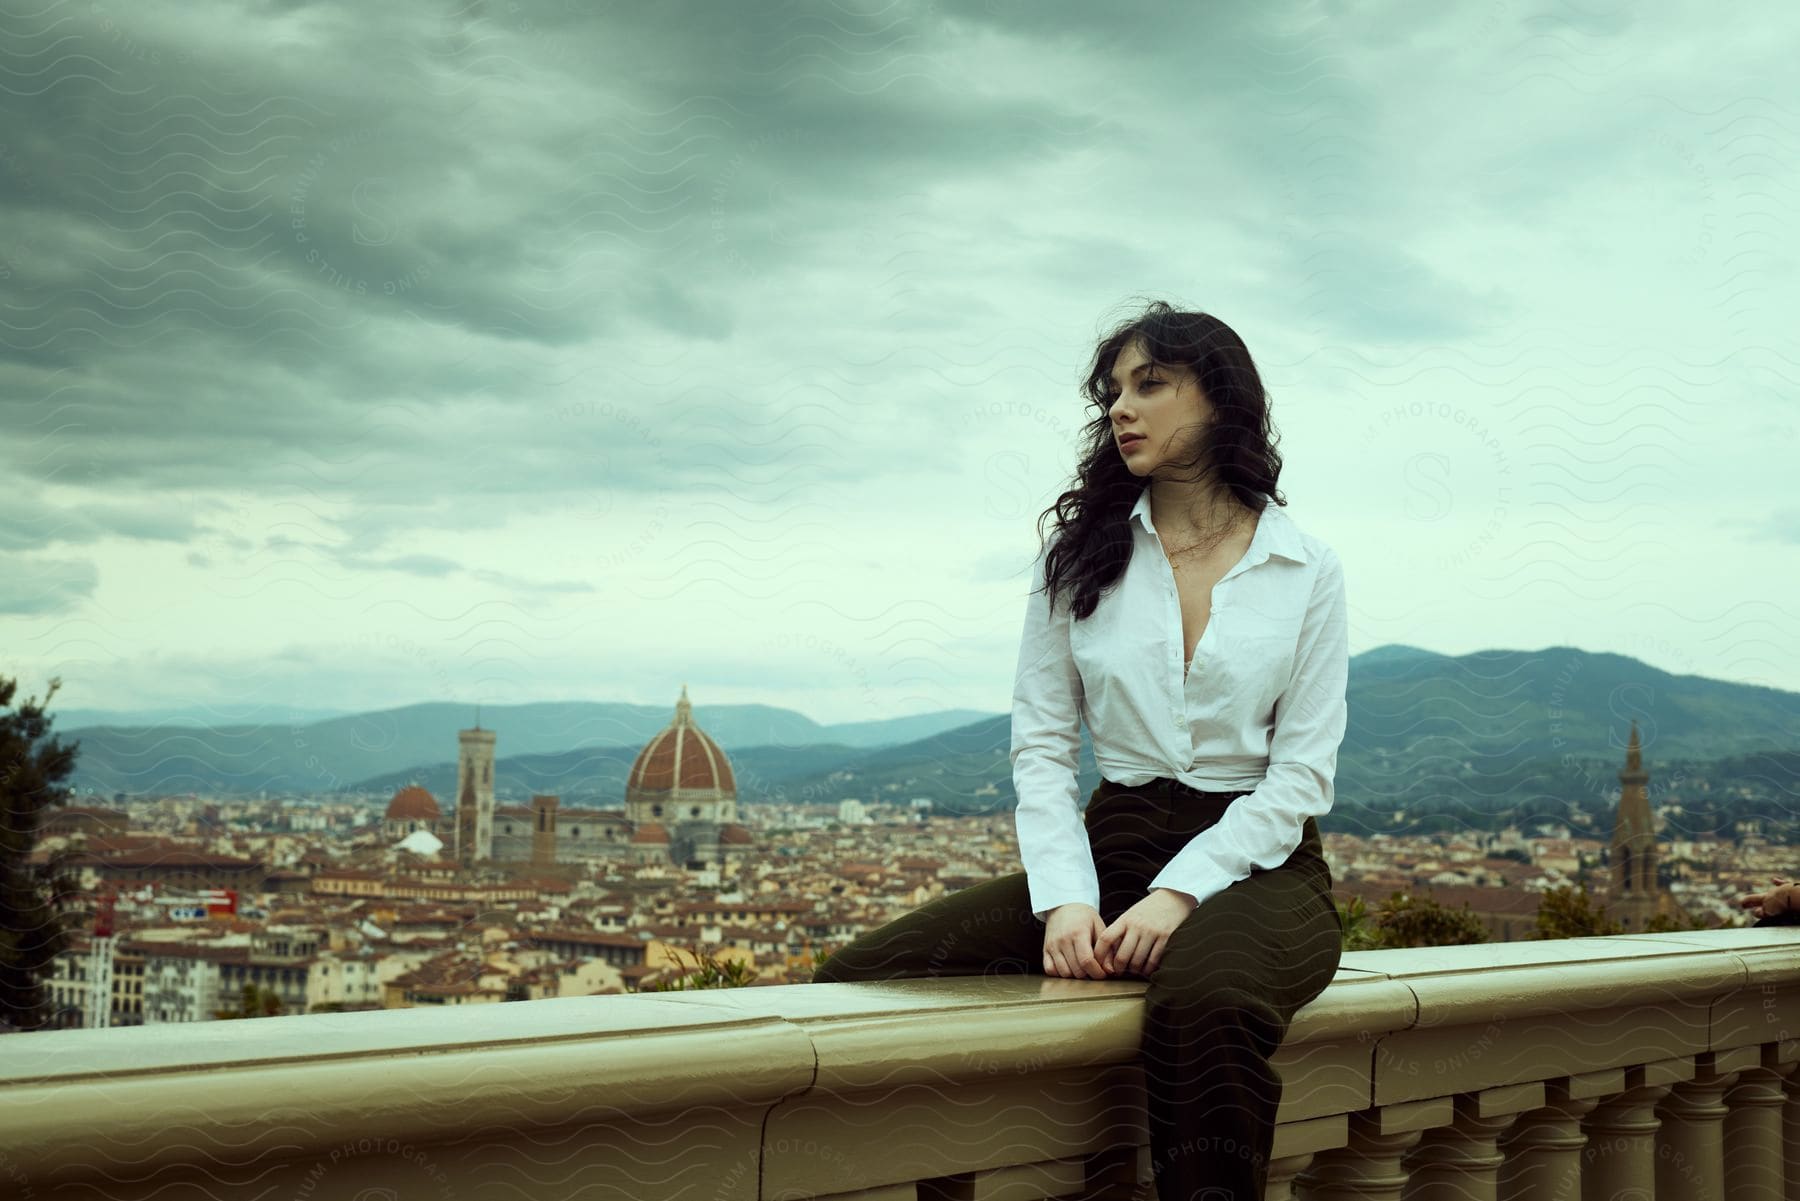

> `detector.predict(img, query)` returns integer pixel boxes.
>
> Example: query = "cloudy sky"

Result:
[2,0,1795,729]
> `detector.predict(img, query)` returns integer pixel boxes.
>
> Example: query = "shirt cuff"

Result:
[1028,886,1101,924]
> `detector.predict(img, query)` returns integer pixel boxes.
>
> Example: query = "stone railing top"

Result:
[11,929,1800,1082]
[4,927,1799,1184]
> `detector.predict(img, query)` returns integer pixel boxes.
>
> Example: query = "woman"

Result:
[812,301,1350,1201]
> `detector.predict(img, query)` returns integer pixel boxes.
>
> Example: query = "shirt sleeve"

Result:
[1147,547,1350,909]
[1010,534,1100,923]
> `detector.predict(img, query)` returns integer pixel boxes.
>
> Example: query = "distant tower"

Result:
[86,888,117,1029]
[531,794,560,868]
[1608,720,1660,932]
[454,718,497,866]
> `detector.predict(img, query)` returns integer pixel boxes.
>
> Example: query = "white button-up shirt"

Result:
[1009,488,1350,921]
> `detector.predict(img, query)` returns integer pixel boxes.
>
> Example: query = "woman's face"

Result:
[1104,338,1213,476]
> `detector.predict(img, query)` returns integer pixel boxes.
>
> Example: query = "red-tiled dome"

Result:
[627,686,735,795]
[632,822,670,845]
[385,786,440,821]
[719,823,753,846]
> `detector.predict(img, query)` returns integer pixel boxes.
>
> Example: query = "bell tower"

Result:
[1607,720,1659,932]
[454,714,497,866]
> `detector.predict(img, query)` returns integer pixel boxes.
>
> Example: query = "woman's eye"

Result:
[1141,378,1160,390]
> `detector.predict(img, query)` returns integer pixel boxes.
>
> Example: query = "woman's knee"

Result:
[1142,980,1289,1057]
[808,925,935,983]
[1147,975,1280,1018]
[809,953,854,984]
[808,939,895,984]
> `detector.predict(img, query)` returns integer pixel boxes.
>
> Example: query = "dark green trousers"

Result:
[810,776,1343,1201]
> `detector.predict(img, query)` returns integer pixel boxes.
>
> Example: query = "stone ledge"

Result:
[1,928,1797,1199]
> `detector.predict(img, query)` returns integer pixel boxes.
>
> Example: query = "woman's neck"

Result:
[1148,481,1246,543]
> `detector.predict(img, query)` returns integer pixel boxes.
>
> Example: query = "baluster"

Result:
[1786,1064,1800,1201]
[1265,1151,1314,1200]
[1579,1080,1674,1201]
[1655,1067,1737,1201]
[1496,1087,1598,1201]
[1723,1059,1793,1201]
[1399,1092,1526,1201]
[1296,1106,1435,1201]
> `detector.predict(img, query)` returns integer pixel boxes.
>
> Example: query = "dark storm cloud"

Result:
[0,556,96,616]
[0,0,1119,525]
[257,532,592,593]
[355,551,460,579]
[0,494,202,551]
[3,0,1789,715]
[343,548,591,594]
[0,0,1683,623]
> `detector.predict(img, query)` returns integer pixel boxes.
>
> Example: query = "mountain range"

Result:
[45,645,1800,834]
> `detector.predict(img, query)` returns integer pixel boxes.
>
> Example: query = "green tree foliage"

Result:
[0,675,80,1033]
[1336,895,1382,951]
[1339,892,1489,949]
[214,982,286,1019]
[1644,905,1720,933]
[1534,881,1625,938]
[643,942,758,991]
[1364,890,1491,948]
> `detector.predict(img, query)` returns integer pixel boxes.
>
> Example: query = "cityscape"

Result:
[21,678,1784,1031]
[5,1,1799,1194]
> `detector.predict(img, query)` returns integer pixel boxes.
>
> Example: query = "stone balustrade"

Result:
[2,928,1798,1200]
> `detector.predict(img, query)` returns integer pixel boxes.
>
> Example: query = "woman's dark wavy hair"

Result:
[1037,300,1285,621]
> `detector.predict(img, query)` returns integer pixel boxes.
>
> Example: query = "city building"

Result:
[1608,718,1690,931]
[380,687,755,871]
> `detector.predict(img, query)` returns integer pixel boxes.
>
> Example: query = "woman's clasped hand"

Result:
[1042,889,1199,979]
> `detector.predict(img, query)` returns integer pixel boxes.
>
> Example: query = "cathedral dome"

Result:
[385,785,440,822]
[627,686,736,797]
[719,823,753,846]
[632,822,670,845]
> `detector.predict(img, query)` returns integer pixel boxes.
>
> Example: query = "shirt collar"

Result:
[1128,488,1309,566]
